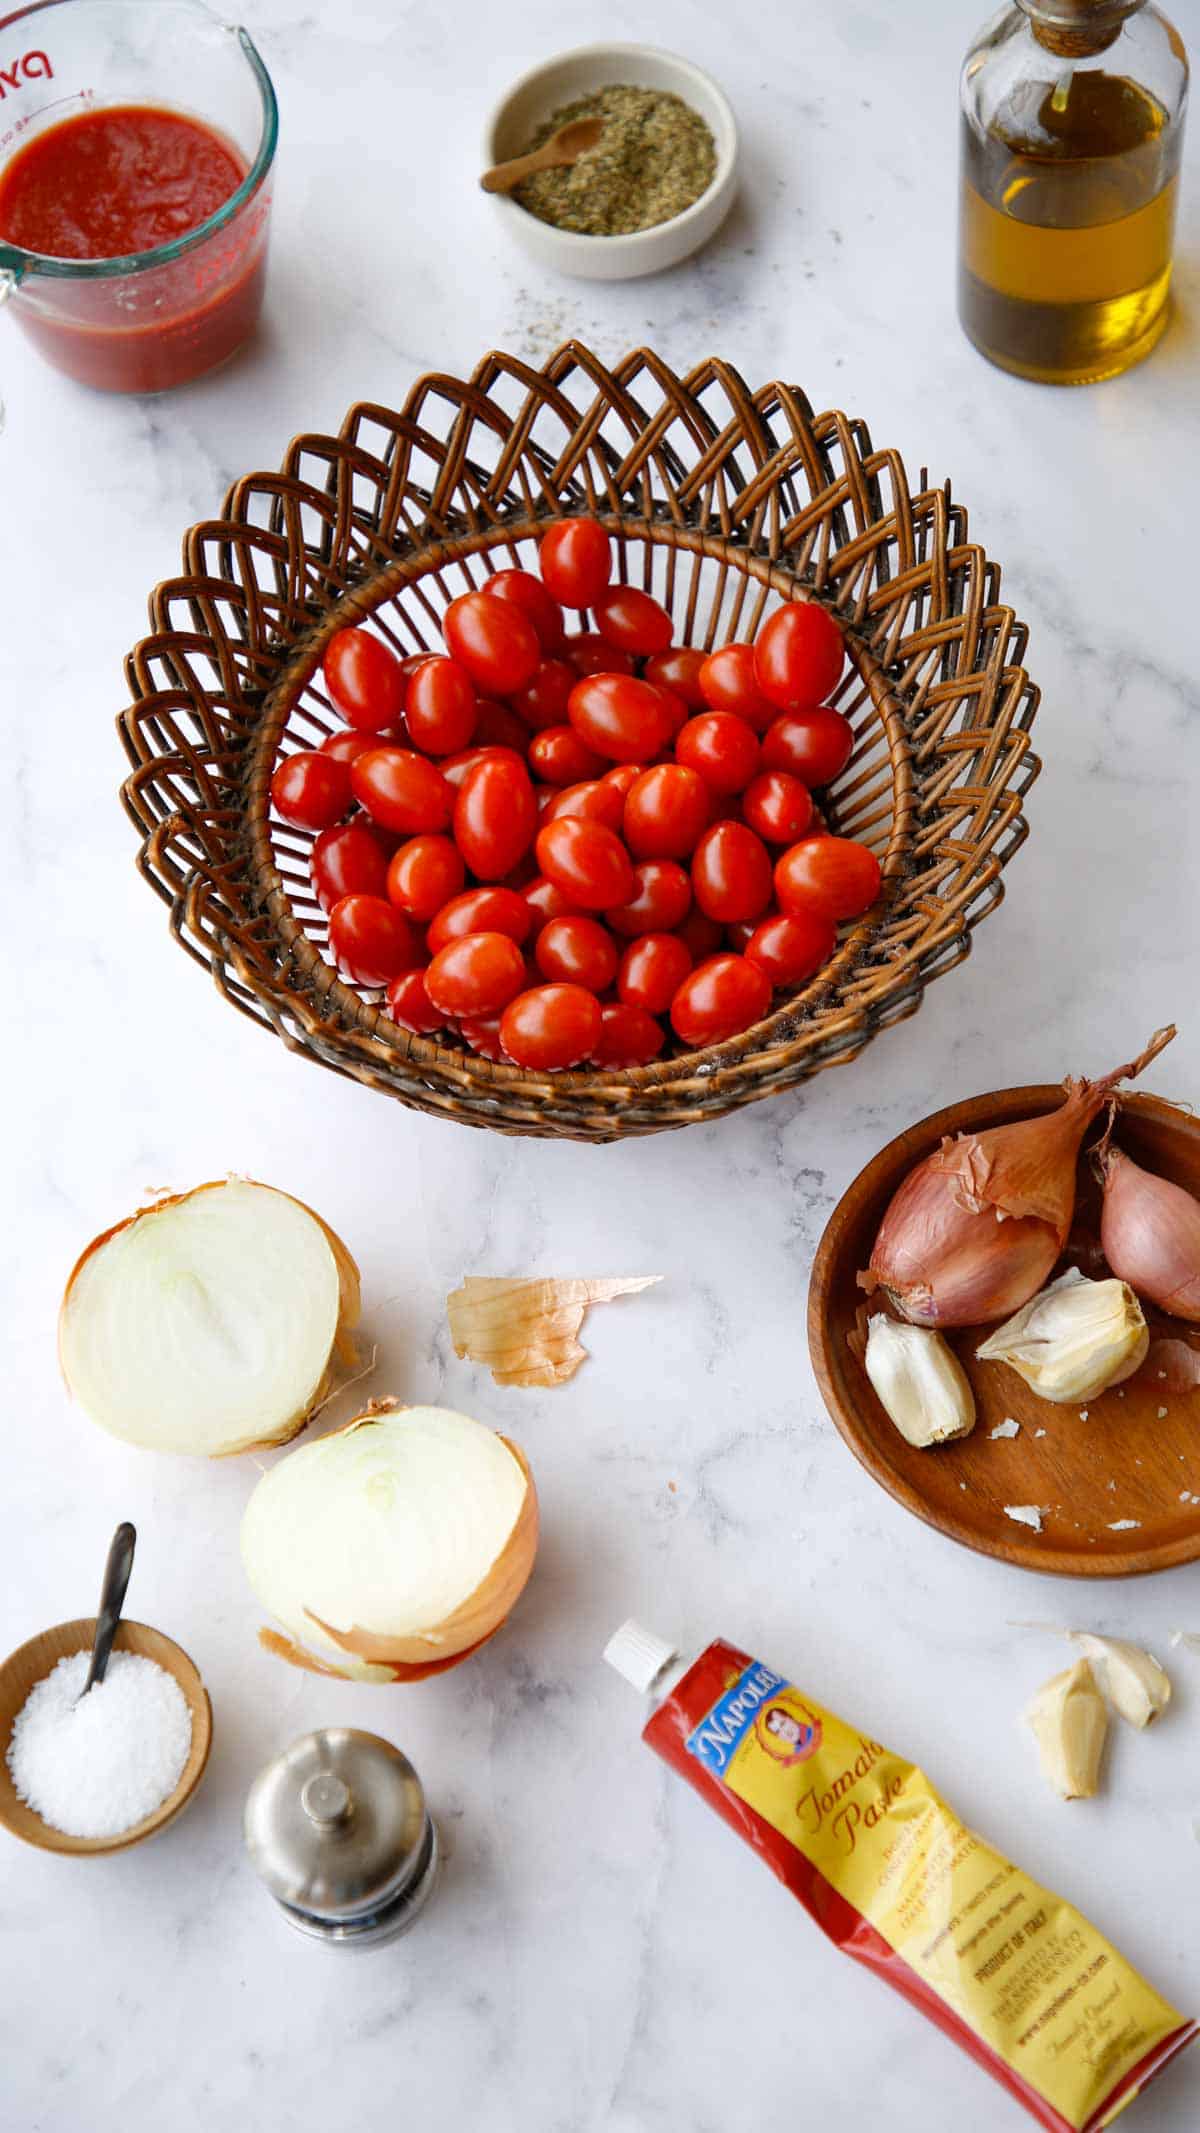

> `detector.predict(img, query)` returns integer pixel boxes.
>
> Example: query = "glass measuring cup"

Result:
[0,0,277,391]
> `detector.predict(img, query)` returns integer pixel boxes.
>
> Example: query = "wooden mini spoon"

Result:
[480,117,604,195]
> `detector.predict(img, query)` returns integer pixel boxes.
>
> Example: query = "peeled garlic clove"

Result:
[1025,1658,1109,1800]
[1066,1633,1171,1728]
[864,1315,976,1448]
[976,1268,1148,1404]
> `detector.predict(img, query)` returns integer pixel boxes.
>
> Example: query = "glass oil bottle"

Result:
[958,0,1189,384]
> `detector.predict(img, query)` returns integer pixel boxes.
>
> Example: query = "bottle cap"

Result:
[603,1619,678,1693]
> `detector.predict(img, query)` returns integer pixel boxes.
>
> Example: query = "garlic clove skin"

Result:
[1025,1658,1109,1800]
[976,1268,1148,1404]
[1066,1633,1171,1729]
[864,1315,975,1448]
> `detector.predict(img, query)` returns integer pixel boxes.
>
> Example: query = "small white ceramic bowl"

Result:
[482,43,739,281]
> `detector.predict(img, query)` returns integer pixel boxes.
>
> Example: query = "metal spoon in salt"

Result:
[79,1521,137,1700]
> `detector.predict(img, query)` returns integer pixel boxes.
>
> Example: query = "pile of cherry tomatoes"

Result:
[271,518,881,1071]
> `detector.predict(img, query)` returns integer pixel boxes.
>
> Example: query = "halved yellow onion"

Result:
[59,1179,361,1457]
[240,1402,538,1682]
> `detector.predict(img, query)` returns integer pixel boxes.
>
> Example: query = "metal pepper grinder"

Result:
[244,1728,440,1946]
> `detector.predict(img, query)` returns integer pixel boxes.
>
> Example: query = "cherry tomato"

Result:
[510,658,576,731]
[676,909,724,960]
[351,748,452,834]
[439,744,525,790]
[528,725,607,786]
[454,756,538,879]
[534,915,619,991]
[697,644,775,730]
[323,627,406,733]
[522,875,579,929]
[425,931,526,1016]
[753,601,844,711]
[623,763,711,860]
[692,821,773,924]
[500,984,602,1069]
[536,816,635,912]
[594,763,636,801]
[563,632,636,679]
[329,894,421,985]
[593,586,673,657]
[760,706,854,787]
[471,699,530,752]
[543,780,626,831]
[775,835,881,921]
[618,932,693,1015]
[593,1001,666,1067]
[321,728,379,765]
[386,834,465,921]
[385,968,444,1035]
[675,711,761,795]
[538,519,612,609]
[404,656,478,755]
[270,750,352,831]
[310,821,390,912]
[644,646,708,709]
[483,568,565,652]
[427,886,532,955]
[741,769,815,844]
[608,860,693,938]
[568,674,677,764]
[745,909,836,987]
[670,953,771,1047]
[458,1013,506,1061]
[442,589,540,698]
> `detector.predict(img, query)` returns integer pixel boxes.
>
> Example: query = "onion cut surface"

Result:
[240,1403,538,1682]
[59,1180,360,1457]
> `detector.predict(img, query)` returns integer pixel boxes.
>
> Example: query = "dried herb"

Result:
[515,84,717,237]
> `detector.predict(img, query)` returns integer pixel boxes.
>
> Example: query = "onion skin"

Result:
[1098,1147,1200,1323]
[862,1028,1175,1329]
[58,1178,361,1455]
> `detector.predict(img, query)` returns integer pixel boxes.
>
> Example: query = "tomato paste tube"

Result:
[604,1624,1195,2132]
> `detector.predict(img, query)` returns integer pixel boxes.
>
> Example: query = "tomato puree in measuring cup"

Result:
[0,104,269,391]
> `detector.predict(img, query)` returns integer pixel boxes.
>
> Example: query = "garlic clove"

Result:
[1025,1658,1109,1800]
[1066,1633,1171,1728]
[864,1315,975,1448]
[976,1268,1148,1404]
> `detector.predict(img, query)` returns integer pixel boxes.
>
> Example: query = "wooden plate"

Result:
[0,1619,212,1855]
[808,1087,1200,1577]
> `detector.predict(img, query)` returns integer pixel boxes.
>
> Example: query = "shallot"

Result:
[861,1027,1174,1327]
[1096,1127,1200,1323]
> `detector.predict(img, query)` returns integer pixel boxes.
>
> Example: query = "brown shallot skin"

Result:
[860,1026,1175,1329]
[1098,1145,1200,1323]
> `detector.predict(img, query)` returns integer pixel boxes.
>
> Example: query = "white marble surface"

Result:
[3,1,1200,2126]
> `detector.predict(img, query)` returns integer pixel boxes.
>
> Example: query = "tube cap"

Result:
[603,1619,678,1693]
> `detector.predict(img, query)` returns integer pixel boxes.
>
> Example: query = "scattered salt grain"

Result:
[990,1419,1021,1440]
[1107,1520,1140,1532]
[6,1650,191,1839]
[1157,1407,1169,1420]
[1004,1505,1043,1532]
[1035,1428,1047,1438]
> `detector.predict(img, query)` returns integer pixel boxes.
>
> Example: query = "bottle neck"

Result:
[1017,0,1145,57]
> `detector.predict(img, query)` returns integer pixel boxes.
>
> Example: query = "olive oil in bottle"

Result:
[958,1,1188,384]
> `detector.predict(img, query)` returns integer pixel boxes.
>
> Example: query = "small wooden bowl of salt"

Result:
[0,1619,212,1855]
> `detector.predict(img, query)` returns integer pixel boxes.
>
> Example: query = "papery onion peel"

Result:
[447,1274,662,1387]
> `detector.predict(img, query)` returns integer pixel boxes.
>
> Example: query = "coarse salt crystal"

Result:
[1035,1428,1047,1438]
[990,1418,1020,1440]
[6,1650,191,1839]
[1079,1410,1089,1422]
[1107,1520,1140,1532]
[1157,1407,1169,1420]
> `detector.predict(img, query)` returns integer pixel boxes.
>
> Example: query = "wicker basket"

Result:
[119,343,1041,1142]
